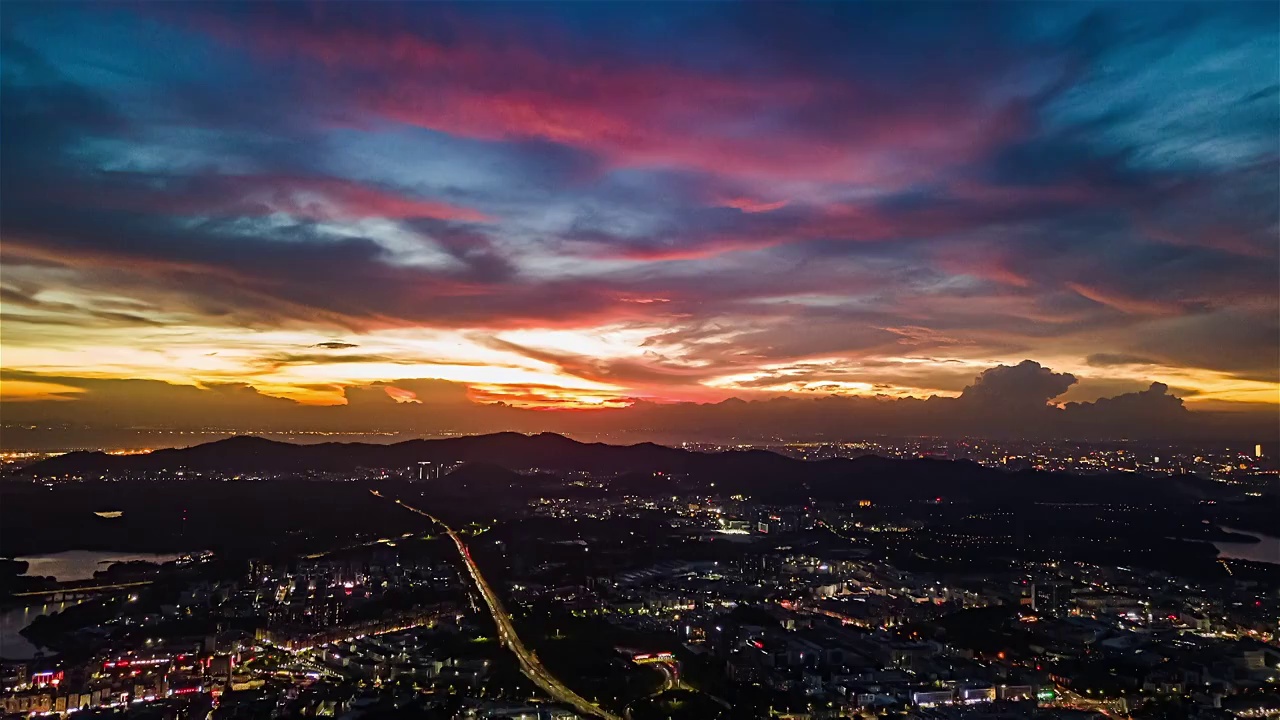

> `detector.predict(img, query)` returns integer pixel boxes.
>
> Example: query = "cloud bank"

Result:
[3,362,1274,448]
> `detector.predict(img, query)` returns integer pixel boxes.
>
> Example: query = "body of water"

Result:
[15,550,187,582]
[1,550,188,659]
[1213,526,1280,565]
[0,599,86,659]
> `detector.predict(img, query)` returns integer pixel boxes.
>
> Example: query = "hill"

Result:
[17,432,1233,505]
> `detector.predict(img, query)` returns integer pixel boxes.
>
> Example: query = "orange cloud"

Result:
[719,197,790,214]
[0,379,87,401]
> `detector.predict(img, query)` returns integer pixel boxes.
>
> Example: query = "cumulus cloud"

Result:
[956,360,1077,410]
[1059,382,1191,438]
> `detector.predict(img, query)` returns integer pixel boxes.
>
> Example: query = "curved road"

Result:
[378,491,621,720]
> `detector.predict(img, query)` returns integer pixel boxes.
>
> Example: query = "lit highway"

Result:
[378,491,622,720]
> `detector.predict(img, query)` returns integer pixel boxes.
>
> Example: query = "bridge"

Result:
[8,580,153,601]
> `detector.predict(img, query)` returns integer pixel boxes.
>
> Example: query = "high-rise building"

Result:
[1032,580,1072,615]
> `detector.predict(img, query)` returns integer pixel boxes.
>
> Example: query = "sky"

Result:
[1,2,1277,444]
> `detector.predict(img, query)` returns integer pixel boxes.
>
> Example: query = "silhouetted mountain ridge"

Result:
[19,432,1229,504]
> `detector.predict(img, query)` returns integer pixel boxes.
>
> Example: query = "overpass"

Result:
[377,491,621,720]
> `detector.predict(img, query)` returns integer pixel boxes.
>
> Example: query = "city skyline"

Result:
[1,2,1278,441]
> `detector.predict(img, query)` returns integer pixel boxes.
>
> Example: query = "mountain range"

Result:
[17,432,1231,505]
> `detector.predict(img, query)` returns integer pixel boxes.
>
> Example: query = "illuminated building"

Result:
[912,689,954,707]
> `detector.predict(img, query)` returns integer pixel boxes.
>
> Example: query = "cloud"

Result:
[718,197,790,214]
[1066,282,1182,316]
[83,173,492,224]
[184,3,1036,185]
[0,2,1275,422]
[956,360,1078,410]
[3,361,1274,449]
[1086,353,1158,367]
[1060,382,1191,437]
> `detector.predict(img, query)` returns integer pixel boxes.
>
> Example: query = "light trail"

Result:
[380,491,621,720]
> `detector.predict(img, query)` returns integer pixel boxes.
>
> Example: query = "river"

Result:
[1,550,187,660]
[0,599,87,659]
[1213,526,1280,565]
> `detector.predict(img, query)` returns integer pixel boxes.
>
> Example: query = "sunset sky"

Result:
[1,2,1277,439]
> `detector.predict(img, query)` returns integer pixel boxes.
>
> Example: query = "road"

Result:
[379,491,622,720]
[9,580,153,598]
[653,661,679,692]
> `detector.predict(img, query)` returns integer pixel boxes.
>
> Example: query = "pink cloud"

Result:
[259,176,491,222]
[1066,282,1182,316]
[194,13,1023,187]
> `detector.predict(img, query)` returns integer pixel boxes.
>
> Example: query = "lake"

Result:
[1213,526,1280,565]
[15,550,188,582]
